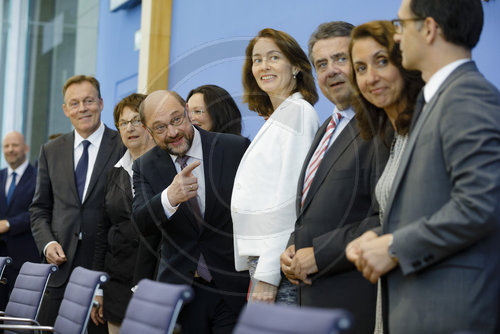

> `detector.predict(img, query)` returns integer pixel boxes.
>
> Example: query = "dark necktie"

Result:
[6,172,17,205]
[409,91,426,133]
[176,155,212,282]
[75,140,91,201]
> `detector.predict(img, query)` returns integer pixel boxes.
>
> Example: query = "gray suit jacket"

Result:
[383,61,500,333]
[293,117,389,333]
[30,127,122,287]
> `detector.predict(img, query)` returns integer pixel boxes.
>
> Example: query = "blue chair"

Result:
[0,266,108,334]
[0,262,58,332]
[0,256,12,285]
[120,279,194,334]
[233,303,353,334]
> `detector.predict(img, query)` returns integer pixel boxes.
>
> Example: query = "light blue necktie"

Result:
[6,172,17,205]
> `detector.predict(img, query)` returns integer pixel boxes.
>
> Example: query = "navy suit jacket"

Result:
[0,163,39,270]
[132,128,250,315]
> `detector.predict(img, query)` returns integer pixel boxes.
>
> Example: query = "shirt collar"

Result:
[423,59,471,103]
[333,105,355,120]
[8,158,29,178]
[169,126,203,162]
[74,122,105,149]
[115,149,134,177]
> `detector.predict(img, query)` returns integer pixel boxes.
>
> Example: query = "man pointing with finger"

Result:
[132,90,250,334]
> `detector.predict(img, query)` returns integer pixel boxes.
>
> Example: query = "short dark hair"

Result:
[242,28,318,117]
[63,75,101,100]
[308,21,354,64]
[138,90,186,125]
[187,85,242,135]
[113,93,147,130]
[410,0,484,50]
[349,20,424,145]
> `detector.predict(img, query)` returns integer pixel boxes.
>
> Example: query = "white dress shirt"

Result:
[73,122,105,202]
[326,106,355,150]
[424,59,471,103]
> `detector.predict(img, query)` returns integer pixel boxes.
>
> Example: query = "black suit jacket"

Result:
[132,128,250,314]
[0,163,39,269]
[293,117,389,333]
[30,127,123,287]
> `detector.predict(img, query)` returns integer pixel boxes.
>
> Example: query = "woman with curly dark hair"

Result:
[348,20,424,333]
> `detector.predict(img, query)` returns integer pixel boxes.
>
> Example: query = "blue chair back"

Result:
[3,262,58,332]
[53,266,108,334]
[120,279,194,334]
[233,303,353,334]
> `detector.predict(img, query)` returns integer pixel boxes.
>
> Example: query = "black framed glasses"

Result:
[148,108,188,135]
[391,18,425,33]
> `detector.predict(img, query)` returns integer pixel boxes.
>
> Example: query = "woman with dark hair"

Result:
[347,20,424,333]
[91,93,155,334]
[232,28,320,305]
[186,84,242,135]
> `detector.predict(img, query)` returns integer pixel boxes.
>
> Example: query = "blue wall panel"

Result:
[96,0,141,130]
[96,0,500,138]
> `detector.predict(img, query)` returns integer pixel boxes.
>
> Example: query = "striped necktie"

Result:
[176,155,212,282]
[301,112,343,207]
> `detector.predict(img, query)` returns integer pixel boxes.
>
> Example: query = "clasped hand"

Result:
[280,245,318,285]
[167,160,200,206]
[345,231,398,283]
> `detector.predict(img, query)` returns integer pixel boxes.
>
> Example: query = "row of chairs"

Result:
[0,257,353,333]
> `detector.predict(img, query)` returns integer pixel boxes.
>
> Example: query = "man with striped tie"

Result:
[280,21,389,333]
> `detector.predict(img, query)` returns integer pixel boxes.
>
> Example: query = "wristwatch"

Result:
[388,235,398,261]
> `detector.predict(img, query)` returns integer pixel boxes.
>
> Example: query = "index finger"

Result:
[180,160,201,176]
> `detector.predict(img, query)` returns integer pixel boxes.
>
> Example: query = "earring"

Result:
[293,72,297,79]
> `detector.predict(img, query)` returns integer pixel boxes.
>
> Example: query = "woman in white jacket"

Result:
[232,28,320,304]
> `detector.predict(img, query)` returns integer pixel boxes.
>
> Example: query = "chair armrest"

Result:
[0,324,54,332]
[0,316,41,325]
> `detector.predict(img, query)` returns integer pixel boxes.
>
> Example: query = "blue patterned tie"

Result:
[75,140,91,201]
[176,155,212,282]
[6,172,16,205]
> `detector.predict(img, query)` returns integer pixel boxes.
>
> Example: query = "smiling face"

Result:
[352,37,405,115]
[187,93,213,131]
[63,81,103,138]
[144,91,193,156]
[251,37,298,100]
[2,132,29,170]
[311,36,352,109]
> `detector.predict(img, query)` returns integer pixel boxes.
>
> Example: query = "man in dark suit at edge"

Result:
[347,1,500,333]
[132,90,250,334]
[30,75,122,333]
[0,131,39,309]
[280,21,389,333]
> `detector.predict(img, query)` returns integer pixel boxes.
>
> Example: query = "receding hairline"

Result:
[139,90,186,124]
[3,131,26,144]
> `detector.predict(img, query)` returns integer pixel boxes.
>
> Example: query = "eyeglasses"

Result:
[67,97,99,111]
[189,109,206,116]
[148,109,187,135]
[391,18,425,33]
[118,118,142,129]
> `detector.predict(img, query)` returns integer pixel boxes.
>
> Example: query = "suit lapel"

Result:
[62,132,80,203]
[0,169,7,209]
[301,118,359,212]
[296,118,329,215]
[9,164,35,207]
[200,130,220,234]
[383,62,476,225]
[84,127,116,203]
